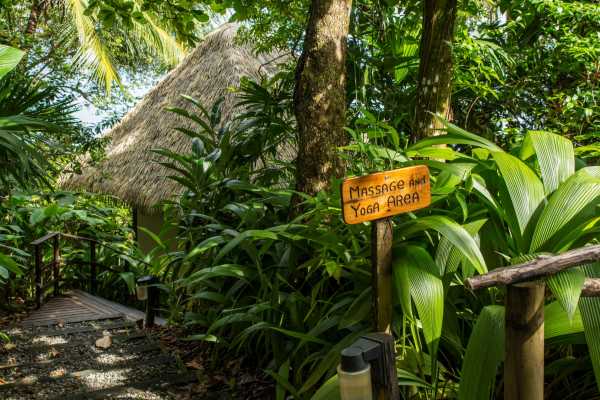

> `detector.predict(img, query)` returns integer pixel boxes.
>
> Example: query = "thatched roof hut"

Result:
[61,23,283,213]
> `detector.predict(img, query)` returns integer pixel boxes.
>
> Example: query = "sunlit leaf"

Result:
[459,305,504,400]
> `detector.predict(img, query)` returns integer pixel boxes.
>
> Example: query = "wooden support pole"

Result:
[90,242,97,295]
[372,218,393,334]
[52,235,60,296]
[505,282,545,400]
[145,284,157,328]
[34,244,42,309]
[466,244,600,290]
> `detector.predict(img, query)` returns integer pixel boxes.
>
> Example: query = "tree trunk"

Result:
[25,0,44,36]
[294,0,353,196]
[412,0,458,141]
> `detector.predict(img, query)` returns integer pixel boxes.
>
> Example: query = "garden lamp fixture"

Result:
[136,275,157,301]
[338,333,397,400]
[339,346,373,400]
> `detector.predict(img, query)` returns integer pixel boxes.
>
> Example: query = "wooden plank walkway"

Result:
[20,290,164,327]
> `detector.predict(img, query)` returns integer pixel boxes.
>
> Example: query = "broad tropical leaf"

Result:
[546,268,585,321]
[0,45,24,80]
[435,219,487,277]
[530,167,600,252]
[310,374,340,400]
[458,305,505,400]
[402,215,487,274]
[409,117,503,152]
[492,151,546,249]
[521,131,574,194]
[545,300,584,341]
[579,262,600,391]
[407,265,444,359]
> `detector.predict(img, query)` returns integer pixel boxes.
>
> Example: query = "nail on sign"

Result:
[341,165,431,224]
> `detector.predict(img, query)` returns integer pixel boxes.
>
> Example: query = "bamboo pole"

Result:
[504,282,545,400]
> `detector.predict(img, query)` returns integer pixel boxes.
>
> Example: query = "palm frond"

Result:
[66,0,121,92]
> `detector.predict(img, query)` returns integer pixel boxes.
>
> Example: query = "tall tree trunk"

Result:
[412,0,458,141]
[25,0,44,36]
[294,0,353,196]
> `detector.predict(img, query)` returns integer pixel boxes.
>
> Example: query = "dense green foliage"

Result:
[0,1,599,399]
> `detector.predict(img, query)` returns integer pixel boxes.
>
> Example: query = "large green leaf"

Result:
[403,216,487,274]
[521,131,574,194]
[0,45,24,80]
[545,300,584,341]
[579,262,600,391]
[392,245,441,322]
[392,254,413,320]
[0,253,21,276]
[435,219,487,277]
[310,374,340,400]
[214,229,278,263]
[530,167,600,252]
[492,152,546,239]
[401,261,444,361]
[458,305,505,400]
[546,268,585,321]
[409,118,502,152]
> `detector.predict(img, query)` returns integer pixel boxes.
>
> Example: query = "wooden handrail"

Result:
[465,244,600,290]
[31,231,59,246]
[465,244,600,400]
[30,231,151,308]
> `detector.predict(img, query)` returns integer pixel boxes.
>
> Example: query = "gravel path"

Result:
[0,318,192,399]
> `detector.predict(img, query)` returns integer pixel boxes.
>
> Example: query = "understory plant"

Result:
[151,89,508,398]
[392,122,600,399]
[155,95,600,399]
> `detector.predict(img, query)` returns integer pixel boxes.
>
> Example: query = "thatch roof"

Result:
[61,23,283,213]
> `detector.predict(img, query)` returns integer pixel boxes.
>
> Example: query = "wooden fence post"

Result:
[505,282,545,400]
[53,235,60,296]
[372,218,393,334]
[90,242,97,295]
[34,244,42,309]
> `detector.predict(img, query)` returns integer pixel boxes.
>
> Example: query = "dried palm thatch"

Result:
[60,23,284,213]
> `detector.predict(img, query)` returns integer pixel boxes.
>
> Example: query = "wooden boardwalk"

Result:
[20,290,160,327]
[3,304,188,399]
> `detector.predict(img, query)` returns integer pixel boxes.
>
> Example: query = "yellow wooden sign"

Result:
[341,165,431,224]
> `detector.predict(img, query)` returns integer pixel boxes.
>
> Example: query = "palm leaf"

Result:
[409,117,503,152]
[134,11,186,66]
[393,253,444,362]
[547,268,585,321]
[402,215,487,274]
[492,151,546,250]
[458,305,505,400]
[521,131,574,194]
[530,167,600,252]
[545,300,584,341]
[579,262,600,391]
[66,0,120,91]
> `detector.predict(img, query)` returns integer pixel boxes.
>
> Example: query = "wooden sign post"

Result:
[341,165,431,331]
[341,165,431,400]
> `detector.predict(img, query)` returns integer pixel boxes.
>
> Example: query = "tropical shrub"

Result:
[0,191,139,307]
[397,122,600,399]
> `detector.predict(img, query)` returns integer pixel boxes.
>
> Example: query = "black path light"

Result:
[136,275,159,327]
[339,333,398,400]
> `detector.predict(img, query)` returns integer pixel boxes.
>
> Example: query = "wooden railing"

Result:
[465,244,600,400]
[31,232,61,308]
[31,232,140,309]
